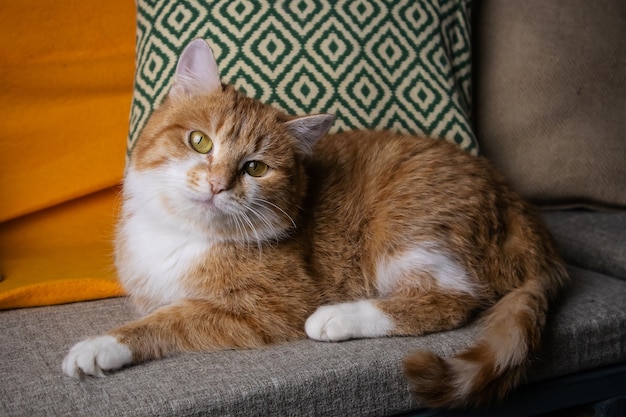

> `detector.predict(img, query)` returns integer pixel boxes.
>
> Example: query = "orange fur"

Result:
[64,40,568,408]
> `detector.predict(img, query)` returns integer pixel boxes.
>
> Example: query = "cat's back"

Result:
[307,131,499,212]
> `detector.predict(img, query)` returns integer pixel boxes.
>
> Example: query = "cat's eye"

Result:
[188,130,213,154]
[244,161,269,177]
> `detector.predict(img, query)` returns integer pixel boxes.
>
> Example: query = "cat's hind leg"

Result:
[305,289,480,342]
[305,299,395,342]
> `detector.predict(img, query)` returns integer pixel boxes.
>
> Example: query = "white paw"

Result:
[305,300,394,342]
[62,335,133,378]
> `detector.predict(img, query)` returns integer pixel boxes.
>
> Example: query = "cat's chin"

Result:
[189,195,217,208]
[185,191,226,215]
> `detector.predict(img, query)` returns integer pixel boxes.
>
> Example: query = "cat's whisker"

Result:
[240,202,278,247]
[245,202,277,231]
[235,208,265,258]
[245,201,285,246]
[228,212,248,249]
[251,198,297,231]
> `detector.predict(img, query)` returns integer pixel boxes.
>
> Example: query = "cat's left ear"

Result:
[285,114,335,155]
[170,39,222,99]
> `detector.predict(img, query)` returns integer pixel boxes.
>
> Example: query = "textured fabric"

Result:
[531,267,626,381]
[0,0,134,308]
[129,0,477,157]
[0,187,126,310]
[473,0,626,209]
[542,210,626,281]
[0,0,134,221]
[0,279,124,310]
[1,266,625,416]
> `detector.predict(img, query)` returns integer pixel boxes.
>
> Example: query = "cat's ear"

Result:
[169,39,222,99]
[285,114,335,155]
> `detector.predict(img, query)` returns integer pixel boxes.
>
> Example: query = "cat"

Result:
[62,39,568,408]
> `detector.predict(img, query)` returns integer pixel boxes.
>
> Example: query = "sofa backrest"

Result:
[473,0,626,209]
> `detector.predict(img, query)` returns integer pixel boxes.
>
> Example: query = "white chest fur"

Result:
[117,204,214,312]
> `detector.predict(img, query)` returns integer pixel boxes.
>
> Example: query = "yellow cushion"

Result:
[0,1,135,308]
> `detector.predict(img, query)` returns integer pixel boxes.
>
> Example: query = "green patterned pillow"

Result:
[129,0,477,157]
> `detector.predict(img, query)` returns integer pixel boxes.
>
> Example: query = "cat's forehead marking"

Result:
[210,118,271,161]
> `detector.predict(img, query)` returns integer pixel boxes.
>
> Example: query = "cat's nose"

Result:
[209,180,227,195]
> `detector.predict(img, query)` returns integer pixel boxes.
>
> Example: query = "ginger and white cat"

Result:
[62,39,568,408]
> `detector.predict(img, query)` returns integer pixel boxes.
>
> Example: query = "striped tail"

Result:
[403,262,568,408]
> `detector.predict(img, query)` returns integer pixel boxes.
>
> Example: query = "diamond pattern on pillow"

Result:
[128,0,477,157]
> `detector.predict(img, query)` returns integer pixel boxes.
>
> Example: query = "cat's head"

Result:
[125,39,335,243]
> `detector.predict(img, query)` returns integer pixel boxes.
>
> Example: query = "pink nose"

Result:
[209,179,227,194]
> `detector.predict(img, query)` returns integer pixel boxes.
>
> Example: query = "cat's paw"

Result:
[305,304,357,341]
[305,300,394,342]
[62,335,133,378]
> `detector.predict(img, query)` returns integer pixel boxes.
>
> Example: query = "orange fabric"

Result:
[0,0,135,221]
[0,187,126,309]
[0,1,135,308]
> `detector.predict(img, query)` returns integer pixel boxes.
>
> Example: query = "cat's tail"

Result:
[403,260,568,408]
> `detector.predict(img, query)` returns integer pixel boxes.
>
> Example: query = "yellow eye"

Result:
[188,130,213,154]
[244,161,269,177]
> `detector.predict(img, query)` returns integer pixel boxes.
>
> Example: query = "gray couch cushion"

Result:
[533,266,626,381]
[1,265,625,416]
[542,210,626,281]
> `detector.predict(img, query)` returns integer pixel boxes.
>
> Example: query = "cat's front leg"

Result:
[62,335,133,378]
[62,298,302,378]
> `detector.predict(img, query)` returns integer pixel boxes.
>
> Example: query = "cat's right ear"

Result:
[169,39,222,99]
